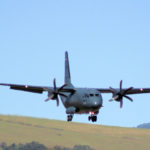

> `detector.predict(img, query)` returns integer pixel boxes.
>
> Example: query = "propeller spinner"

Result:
[109,80,133,108]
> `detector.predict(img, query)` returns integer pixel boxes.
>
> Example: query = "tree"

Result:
[73,145,94,150]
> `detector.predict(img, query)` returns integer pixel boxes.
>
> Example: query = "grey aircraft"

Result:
[1,51,150,122]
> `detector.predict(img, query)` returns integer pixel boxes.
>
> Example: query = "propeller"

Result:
[45,78,68,106]
[109,80,133,108]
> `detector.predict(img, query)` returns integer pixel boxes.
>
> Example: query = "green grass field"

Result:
[0,115,150,150]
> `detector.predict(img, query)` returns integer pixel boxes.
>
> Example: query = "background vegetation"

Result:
[0,142,94,150]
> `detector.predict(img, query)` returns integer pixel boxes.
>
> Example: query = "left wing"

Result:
[97,80,150,108]
[97,80,150,95]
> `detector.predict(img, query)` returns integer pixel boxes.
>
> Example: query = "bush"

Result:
[73,145,94,150]
[0,142,95,150]
[0,142,48,150]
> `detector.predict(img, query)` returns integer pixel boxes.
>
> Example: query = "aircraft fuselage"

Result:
[60,88,103,115]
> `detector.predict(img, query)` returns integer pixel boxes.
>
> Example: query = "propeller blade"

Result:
[109,95,119,102]
[124,95,133,102]
[113,95,119,100]
[56,97,59,106]
[59,84,67,91]
[53,78,57,91]
[120,80,122,91]
[45,93,54,102]
[123,87,133,95]
[59,93,68,97]
[120,100,123,108]
[45,97,51,102]
[109,99,114,102]
[109,87,116,93]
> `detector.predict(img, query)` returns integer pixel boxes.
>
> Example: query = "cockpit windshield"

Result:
[83,93,99,98]
[89,94,99,97]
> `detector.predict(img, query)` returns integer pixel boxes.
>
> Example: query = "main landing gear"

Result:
[67,115,73,122]
[88,115,97,122]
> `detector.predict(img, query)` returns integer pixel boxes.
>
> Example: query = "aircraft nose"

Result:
[92,100,101,109]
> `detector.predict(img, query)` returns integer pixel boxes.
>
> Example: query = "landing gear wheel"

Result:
[67,115,73,122]
[91,116,97,122]
[88,115,97,122]
[88,116,91,121]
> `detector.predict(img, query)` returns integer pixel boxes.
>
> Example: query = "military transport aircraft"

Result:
[1,51,150,122]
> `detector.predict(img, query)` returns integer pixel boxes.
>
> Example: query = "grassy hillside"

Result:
[0,115,150,150]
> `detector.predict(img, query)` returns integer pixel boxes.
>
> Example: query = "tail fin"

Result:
[65,51,71,85]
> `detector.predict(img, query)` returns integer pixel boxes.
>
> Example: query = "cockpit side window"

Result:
[85,94,89,98]
[95,94,99,97]
[83,94,89,98]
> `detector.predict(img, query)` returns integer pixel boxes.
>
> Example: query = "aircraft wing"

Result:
[98,88,150,95]
[0,83,75,94]
[0,83,48,93]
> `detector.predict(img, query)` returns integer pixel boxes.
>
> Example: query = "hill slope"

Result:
[137,123,150,129]
[0,115,150,150]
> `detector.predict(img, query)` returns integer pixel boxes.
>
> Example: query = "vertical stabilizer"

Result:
[65,51,71,84]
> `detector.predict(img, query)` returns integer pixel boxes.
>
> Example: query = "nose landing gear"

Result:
[88,111,97,122]
[88,115,97,122]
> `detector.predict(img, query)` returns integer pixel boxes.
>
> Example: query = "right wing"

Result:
[0,83,48,94]
[0,83,75,94]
